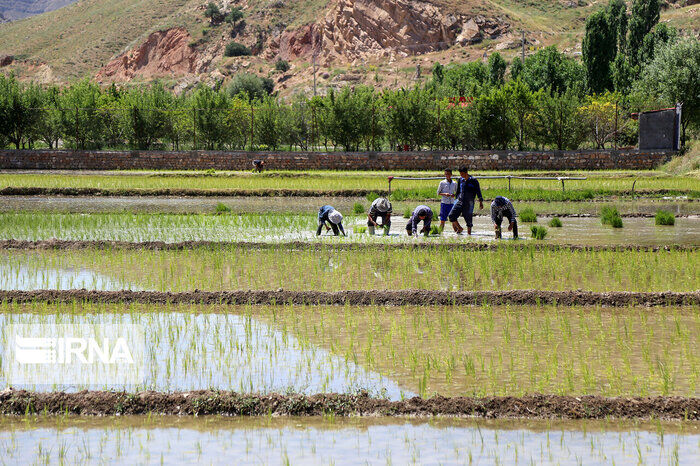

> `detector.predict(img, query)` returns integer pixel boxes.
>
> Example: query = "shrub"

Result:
[353,202,365,214]
[655,210,675,226]
[227,73,273,101]
[601,206,621,225]
[215,202,231,213]
[530,225,548,240]
[275,59,290,72]
[225,42,251,57]
[403,208,411,219]
[548,217,563,227]
[520,207,537,223]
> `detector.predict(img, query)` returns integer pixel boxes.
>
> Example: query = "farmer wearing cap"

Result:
[316,205,346,236]
[491,196,518,239]
[405,205,433,237]
[437,169,458,232]
[367,197,392,235]
[448,166,483,235]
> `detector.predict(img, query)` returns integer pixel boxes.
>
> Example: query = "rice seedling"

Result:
[403,208,411,219]
[655,210,675,226]
[530,226,548,240]
[353,202,365,214]
[601,206,621,225]
[519,207,537,223]
[215,202,231,213]
[548,217,563,228]
[429,225,441,236]
[353,226,367,234]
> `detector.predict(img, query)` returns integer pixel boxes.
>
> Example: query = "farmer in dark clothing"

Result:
[448,166,483,235]
[491,196,518,239]
[316,205,346,236]
[367,197,392,235]
[253,160,265,172]
[405,205,433,237]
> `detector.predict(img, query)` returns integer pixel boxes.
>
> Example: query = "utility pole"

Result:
[521,31,525,63]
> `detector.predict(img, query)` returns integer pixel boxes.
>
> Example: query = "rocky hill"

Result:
[0,0,698,96]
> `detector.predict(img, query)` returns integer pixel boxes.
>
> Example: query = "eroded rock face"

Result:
[274,0,509,62]
[96,27,210,83]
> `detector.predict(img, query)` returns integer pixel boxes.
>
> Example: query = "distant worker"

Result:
[448,166,483,235]
[253,160,265,173]
[436,169,457,232]
[491,196,518,239]
[316,205,346,236]
[367,197,392,235]
[405,205,433,237]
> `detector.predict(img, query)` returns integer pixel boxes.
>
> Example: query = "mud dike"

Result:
[0,389,697,420]
[1,289,697,307]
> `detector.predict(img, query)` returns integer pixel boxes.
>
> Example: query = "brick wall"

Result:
[0,149,675,171]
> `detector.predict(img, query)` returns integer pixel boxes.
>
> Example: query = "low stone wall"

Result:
[0,149,675,171]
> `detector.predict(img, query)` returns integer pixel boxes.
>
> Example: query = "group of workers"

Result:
[316,166,518,239]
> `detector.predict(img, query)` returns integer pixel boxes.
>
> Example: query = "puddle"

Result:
[0,261,132,291]
[0,416,697,465]
[0,312,411,399]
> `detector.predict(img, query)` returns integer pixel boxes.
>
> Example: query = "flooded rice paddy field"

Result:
[2,247,697,292]
[0,211,698,245]
[0,416,698,465]
[1,195,698,217]
[1,303,697,398]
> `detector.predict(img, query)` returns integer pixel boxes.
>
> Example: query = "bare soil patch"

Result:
[0,289,696,307]
[1,389,696,420]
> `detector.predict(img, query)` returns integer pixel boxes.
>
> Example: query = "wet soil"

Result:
[1,389,697,420]
[0,289,696,307]
[0,239,696,252]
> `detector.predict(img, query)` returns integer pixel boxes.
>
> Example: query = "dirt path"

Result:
[1,389,697,420]
[0,289,696,307]
[1,239,696,252]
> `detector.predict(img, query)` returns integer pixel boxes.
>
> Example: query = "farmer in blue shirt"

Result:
[405,205,433,237]
[448,166,483,235]
[316,205,346,236]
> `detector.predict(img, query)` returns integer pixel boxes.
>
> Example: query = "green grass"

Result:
[353,202,365,214]
[530,225,547,240]
[6,247,698,292]
[548,217,562,228]
[519,207,537,223]
[655,210,675,226]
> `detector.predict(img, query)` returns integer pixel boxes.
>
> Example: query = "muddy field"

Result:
[1,389,697,420]
[1,289,697,307]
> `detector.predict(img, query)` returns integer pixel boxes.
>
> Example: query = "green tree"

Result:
[520,46,586,94]
[638,23,677,65]
[510,57,523,81]
[634,38,700,146]
[432,63,444,84]
[325,86,374,151]
[59,79,104,149]
[275,59,290,72]
[607,0,628,52]
[381,87,432,150]
[35,85,63,149]
[628,0,660,67]
[225,7,244,28]
[488,52,506,86]
[227,73,273,101]
[204,2,224,24]
[190,85,230,150]
[583,10,615,93]
[254,96,280,150]
[121,81,174,150]
[531,89,585,150]
[441,62,488,97]
[505,79,536,150]
[474,86,513,150]
[0,74,43,149]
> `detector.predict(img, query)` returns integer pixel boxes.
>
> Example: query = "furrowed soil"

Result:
[1,389,697,420]
[0,289,697,307]
[1,239,696,252]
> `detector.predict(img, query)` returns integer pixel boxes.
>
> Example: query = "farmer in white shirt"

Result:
[437,168,458,232]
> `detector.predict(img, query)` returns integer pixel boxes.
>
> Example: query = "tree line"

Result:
[0,0,697,152]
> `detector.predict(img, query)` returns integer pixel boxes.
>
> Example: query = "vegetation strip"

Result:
[0,239,696,253]
[0,290,697,307]
[1,390,697,420]
[0,187,696,200]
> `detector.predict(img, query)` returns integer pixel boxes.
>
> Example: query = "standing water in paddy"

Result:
[0,311,412,399]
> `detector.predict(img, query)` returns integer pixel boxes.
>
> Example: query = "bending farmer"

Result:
[448,166,483,235]
[316,205,346,236]
[437,169,457,232]
[406,205,433,237]
[367,197,392,235]
[491,196,518,239]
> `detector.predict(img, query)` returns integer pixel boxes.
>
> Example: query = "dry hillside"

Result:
[0,0,697,96]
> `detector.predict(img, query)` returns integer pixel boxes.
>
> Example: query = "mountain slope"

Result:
[0,0,76,21]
